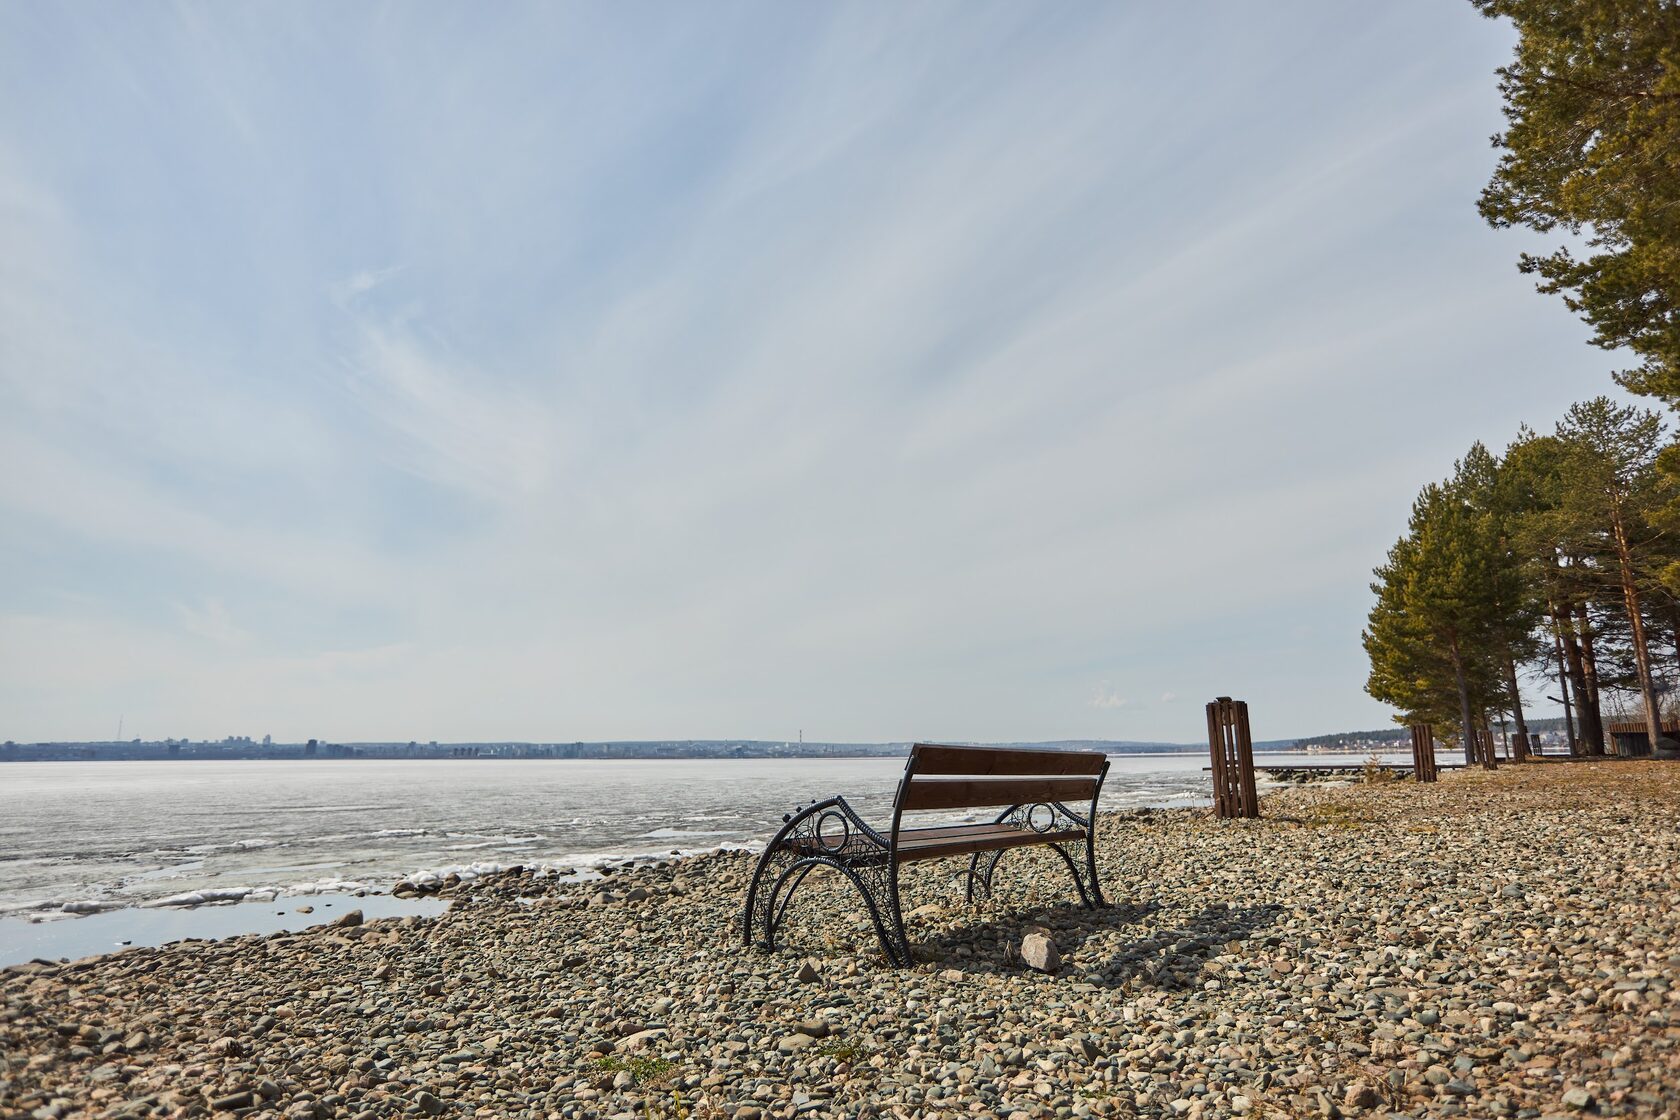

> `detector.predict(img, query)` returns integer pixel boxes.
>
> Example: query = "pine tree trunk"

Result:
[1449,640,1475,767]
[1545,617,1572,758]
[1560,624,1600,755]
[1575,603,1607,756]
[1609,506,1664,756]
[1549,619,1574,757]
[1670,603,1680,684]
[1503,657,1530,761]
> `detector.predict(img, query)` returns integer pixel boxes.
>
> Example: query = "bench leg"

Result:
[743,841,798,951]
[742,797,909,966]
[966,843,1104,910]
[1084,830,1107,908]
[750,856,911,967]
[768,861,821,935]
[965,848,1007,903]
[743,796,855,950]
[881,863,913,967]
[1046,842,1105,909]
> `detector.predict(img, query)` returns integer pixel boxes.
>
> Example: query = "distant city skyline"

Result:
[1,729,1420,763]
[0,3,1633,743]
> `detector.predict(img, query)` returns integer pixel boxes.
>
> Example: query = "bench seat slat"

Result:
[895,826,1087,863]
[898,776,1098,812]
[896,821,1047,841]
[911,743,1106,776]
[895,822,1076,845]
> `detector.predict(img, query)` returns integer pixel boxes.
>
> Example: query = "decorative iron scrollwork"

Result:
[963,800,1105,909]
[815,809,851,853]
[741,796,912,967]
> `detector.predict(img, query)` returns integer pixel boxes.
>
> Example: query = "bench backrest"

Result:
[889,743,1108,840]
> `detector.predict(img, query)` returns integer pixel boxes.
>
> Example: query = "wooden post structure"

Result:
[1206,697,1259,819]
[1409,724,1438,783]
[1473,727,1498,771]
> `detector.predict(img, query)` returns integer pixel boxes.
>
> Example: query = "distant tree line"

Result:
[1365,3,1680,761]
[1290,718,1571,753]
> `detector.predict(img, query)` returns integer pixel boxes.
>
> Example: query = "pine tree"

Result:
[1474,0,1680,404]
[1466,442,1546,754]
[1504,429,1608,753]
[1554,397,1676,754]
[1365,453,1516,760]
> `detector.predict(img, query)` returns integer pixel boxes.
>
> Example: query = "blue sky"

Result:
[0,2,1621,743]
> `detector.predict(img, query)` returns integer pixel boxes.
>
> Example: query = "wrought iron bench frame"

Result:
[741,742,1109,966]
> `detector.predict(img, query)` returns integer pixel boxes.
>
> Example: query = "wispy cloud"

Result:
[1090,685,1130,711]
[330,265,405,308]
[343,317,557,501]
[174,598,251,648]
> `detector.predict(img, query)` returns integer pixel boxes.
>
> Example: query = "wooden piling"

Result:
[1409,724,1438,783]
[1473,727,1498,771]
[1206,697,1260,819]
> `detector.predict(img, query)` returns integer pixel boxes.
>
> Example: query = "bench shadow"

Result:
[905,900,1280,990]
[757,858,1280,989]
[1084,902,1282,989]
[908,898,1160,965]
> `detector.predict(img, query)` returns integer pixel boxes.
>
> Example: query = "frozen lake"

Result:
[0,752,1392,921]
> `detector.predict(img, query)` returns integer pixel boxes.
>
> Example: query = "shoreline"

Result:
[4,763,1676,1119]
[0,846,743,959]
[0,893,450,971]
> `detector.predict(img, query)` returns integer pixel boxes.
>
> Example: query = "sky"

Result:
[0,2,1633,745]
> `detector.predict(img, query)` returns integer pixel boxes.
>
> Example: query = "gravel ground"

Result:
[2,761,1677,1120]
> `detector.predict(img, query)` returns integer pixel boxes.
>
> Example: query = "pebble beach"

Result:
[3,762,1677,1120]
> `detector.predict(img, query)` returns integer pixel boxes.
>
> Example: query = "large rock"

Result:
[1562,1088,1594,1111]
[1020,932,1060,972]
[1343,1082,1378,1110]
[616,1028,668,1052]
[776,1033,817,1054]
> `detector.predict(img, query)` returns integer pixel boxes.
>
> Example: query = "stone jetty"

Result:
[2,763,1676,1119]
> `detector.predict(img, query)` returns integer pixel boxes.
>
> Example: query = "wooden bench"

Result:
[741,742,1109,966]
